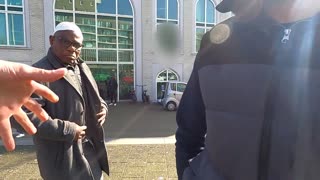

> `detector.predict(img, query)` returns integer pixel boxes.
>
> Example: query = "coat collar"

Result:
[244,11,320,34]
[46,48,83,97]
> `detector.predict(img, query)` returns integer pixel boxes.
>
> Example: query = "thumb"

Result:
[80,126,87,130]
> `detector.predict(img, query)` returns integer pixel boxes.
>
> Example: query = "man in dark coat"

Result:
[176,0,320,179]
[29,22,109,180]
[107,76,118,106]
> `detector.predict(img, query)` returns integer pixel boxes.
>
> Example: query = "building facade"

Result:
[0,0,232,102]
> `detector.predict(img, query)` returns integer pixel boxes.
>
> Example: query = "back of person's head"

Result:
[217,0,263,21]
[216,0,234,13]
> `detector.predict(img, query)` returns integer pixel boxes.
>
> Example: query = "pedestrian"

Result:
[105,77,111,101]
[160,84,165,99]
[175,0,320,179]
[107,76,118,106]
[25,22,109,180]
[0,60,66,151]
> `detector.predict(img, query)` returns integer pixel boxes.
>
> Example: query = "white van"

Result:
[161,81,187,111]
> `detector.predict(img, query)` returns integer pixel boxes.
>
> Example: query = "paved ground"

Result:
[105,102,177,140]
[0,102,178,180]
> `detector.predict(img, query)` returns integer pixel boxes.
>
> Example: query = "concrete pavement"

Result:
[0,102,179,180]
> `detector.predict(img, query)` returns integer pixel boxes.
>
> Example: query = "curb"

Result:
[0,135,176,146]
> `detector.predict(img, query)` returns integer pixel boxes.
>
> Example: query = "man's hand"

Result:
[0,60,66,151]
[74,125,87,140]
[96,108,107,126]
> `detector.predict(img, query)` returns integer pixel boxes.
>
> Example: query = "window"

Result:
[75,0,94,12]
[0,0,25,46]
[170,83,176,91]
[55,0,134,62]
[177,83,186,92]
[195,0,216,52]
[119,64,134,99]
[157,0,178,24]
[156,69,178,81]
[156,69,179,99]
[156,0,179,52]
[54,0,135,100]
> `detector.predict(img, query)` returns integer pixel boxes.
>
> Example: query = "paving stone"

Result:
[0,144,178,179]
[0,103,179,179]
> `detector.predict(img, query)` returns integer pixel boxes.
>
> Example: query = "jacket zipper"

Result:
[281,28,292,43]
[279,19,312,44]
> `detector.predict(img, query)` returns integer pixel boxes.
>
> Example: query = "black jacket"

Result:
[176,13,320,180]
[107,78,118,93]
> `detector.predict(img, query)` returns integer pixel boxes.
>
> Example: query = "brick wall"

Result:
[0,0,46,65]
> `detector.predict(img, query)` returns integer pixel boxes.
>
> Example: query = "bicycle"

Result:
[136,85,150,103]
[142,89,150,103]
[129,89,137,103]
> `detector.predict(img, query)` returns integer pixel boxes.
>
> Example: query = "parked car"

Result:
[161,81,187,111]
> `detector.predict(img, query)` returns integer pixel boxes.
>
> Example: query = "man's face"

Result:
[50,30,83,65]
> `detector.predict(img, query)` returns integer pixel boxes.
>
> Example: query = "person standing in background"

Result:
[105,77,111,101]
[107,76,118,106]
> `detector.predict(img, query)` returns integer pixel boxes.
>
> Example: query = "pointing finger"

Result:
[0,118,15,151]
[23,98,48,121]
[12,108,37,135]
[31,81,59,103]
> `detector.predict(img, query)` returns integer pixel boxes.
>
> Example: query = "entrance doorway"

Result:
[156,69,179,101]
[89,64,134,101]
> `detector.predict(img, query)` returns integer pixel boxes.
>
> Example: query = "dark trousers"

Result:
[109,91,116,103]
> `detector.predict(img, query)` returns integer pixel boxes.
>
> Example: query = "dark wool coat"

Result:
[30,49,109,180]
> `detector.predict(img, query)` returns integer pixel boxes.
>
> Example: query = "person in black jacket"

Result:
[176,0,320,179]
[107,76,118,106]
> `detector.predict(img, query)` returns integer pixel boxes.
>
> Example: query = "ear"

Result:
[49,35,54,46]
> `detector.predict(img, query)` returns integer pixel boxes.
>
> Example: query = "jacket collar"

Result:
[47,48,84,98]
[247,11,320,33]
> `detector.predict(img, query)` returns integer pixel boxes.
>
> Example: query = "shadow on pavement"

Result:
[104,102,177,139]
[0,102,179,179]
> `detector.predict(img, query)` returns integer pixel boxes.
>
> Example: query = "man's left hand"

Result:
[96,108,107,126]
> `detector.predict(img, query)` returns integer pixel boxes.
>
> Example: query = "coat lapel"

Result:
[46,50,84,99]
[79,63,98,92]
[63,70,83,97]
